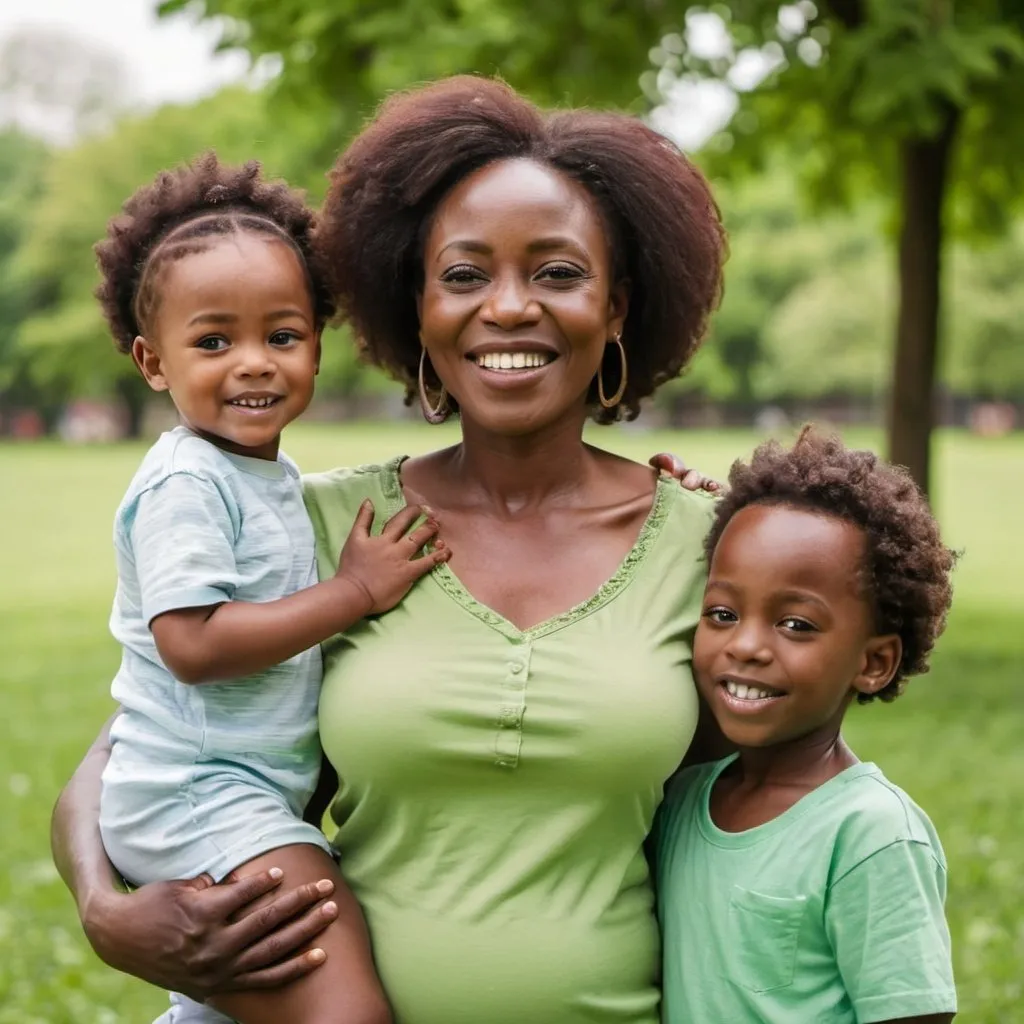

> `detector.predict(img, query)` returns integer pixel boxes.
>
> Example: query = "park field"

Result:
[0,422,1021,1022]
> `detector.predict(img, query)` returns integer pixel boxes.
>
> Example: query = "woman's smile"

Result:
[420,157,627,436]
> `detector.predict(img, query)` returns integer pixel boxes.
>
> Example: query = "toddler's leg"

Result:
[208,844,390,1024]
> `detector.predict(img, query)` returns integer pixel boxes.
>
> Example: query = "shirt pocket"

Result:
[722,886,808,993]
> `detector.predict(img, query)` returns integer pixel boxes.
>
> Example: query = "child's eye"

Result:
[779,616,817,633]
[269,330,300,347]
[702,606,736,625]
[195,336,228,351]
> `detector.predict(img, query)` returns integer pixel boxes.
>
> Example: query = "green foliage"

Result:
[158,0,660,117]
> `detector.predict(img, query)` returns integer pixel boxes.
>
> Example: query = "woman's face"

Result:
[419,158,627,437]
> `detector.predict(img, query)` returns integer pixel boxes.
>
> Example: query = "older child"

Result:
[657,429,958,1023]
[95,155,448,1024]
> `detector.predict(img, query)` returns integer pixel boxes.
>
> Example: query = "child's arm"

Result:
[144,494,447,684]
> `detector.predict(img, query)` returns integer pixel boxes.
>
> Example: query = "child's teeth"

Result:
[725,681,777,701]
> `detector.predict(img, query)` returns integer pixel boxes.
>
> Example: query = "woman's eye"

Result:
[195,336,228,351]
[440,264,485,285]
[703,606,736,625]
[269,330,300,347]
[537,263,584,282]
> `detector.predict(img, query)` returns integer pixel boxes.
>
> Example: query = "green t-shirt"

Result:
[304,458,715,1024]
[656,756,956,1024]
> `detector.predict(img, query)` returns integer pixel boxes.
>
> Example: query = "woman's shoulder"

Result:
[302,456,406,509]
[302,456,407,558]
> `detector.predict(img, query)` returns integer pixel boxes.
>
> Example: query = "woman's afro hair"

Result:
[315,76,726,423]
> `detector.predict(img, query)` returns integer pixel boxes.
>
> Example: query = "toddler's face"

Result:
[133,233,319,461]
[693,503,895,749]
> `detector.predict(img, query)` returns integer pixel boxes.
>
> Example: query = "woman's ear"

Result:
[851,634,902,698]
[607,279,630,342]
[131,337,169,392]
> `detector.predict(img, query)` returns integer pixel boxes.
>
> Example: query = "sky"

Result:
[0,0,247,110]
[0,0,741,149]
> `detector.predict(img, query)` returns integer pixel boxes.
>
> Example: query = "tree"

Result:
[0,130,52,417]
[657,0,1024,493]
[161,0,1024,493]
[0,27,129,141]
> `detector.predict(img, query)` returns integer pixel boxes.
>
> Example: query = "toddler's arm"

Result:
[147,497,447,684]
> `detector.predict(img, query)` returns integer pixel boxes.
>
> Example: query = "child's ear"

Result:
[314,333,322,376]
[852,634,902,698]
[132,337,169,392]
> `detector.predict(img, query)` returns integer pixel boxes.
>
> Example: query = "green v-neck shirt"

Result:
[303,458,714,1024]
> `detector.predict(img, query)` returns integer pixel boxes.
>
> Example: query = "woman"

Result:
[52,76,726,1023]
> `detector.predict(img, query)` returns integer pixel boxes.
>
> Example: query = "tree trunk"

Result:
[888,108,959,497]
[116,376,147,439]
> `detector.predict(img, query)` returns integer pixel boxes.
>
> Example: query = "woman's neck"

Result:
[445,408,595,514]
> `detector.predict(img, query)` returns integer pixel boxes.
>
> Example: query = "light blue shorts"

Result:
[99,716,332,886]
[154,993,234,1024]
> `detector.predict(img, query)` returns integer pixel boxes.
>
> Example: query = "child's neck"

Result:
[710,728,859,833]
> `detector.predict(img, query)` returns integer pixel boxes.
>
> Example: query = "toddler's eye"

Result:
[780,616,817,633]
[702,606,736,625]
[269,330,300,347]
[196,336,228,351]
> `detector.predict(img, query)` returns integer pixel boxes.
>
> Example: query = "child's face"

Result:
[132,234,320,460]
[693,503,898,749]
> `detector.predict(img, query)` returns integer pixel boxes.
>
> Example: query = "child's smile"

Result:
[131,234,320,461]
[694,503,897,750]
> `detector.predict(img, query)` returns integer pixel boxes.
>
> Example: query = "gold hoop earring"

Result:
[418,349,449,424]
[598,334,628,409]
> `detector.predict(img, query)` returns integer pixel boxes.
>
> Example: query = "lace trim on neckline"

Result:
[381,455,673,642]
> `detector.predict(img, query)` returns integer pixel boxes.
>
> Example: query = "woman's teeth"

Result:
[475,351,552,371]
[724,680,781,701]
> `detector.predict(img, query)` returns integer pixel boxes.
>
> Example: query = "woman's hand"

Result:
[84,869,339,1001]
[648,453,723,494]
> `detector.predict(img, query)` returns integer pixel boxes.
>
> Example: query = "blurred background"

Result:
[0,2,1020,1021]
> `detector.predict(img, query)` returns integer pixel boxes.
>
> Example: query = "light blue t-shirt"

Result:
[656,756,956,1024]
[108,426,322,796]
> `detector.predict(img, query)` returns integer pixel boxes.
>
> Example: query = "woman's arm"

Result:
[51,715,339,999]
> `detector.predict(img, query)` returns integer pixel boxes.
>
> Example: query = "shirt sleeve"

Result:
[825,839,957,1023]
[127,471,241,624]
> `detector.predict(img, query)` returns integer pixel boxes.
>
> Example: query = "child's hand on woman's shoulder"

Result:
[335,501,450,615]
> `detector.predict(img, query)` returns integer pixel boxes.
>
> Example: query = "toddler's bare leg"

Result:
[209,844,390,1024]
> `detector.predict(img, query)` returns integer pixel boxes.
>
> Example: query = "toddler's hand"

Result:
[336,501,450,615]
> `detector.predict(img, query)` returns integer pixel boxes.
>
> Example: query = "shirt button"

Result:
[510,662,523,674]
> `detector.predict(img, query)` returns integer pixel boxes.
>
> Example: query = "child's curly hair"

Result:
[705,427,957,703]
[95,152,334,353]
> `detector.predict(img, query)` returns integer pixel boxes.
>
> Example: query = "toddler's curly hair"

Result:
[705,427,956,703]
[95,152,334,353]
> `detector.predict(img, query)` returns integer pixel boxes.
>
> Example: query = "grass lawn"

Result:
[1,422,1021,1022]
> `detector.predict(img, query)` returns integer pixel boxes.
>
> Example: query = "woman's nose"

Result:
[481,274,541,329]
